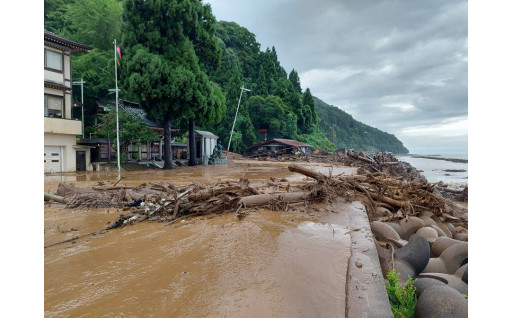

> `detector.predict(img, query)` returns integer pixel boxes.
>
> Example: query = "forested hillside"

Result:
[44,0,409,154]
[315,97,409,153]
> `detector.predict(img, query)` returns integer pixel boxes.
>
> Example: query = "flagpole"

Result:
[114,39,121,172]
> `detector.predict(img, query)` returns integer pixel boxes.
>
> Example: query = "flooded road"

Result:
[45,161,358,317]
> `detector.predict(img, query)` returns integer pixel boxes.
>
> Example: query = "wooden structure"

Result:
[245,139,313,157]
[79,99,182,168]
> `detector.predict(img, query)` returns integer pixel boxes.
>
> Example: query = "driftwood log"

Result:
[44,192,68,204]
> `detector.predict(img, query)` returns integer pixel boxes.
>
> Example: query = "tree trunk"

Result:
[163,117,173,169]
[188,119,197,166]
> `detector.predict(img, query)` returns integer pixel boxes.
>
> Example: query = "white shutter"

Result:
[44,146,62,173]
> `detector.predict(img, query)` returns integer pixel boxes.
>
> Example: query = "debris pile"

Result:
[287,164,466,229]
[255,150,426,181]
[45,160,466,232]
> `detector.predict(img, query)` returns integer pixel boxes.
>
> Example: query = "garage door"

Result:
[44,146,62,173]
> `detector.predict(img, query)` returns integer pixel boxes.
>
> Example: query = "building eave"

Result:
[44,29,93,54]
[44,81,70,91]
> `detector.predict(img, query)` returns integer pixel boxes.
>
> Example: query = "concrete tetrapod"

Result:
[398,217,424,240]
[394,234,431,277]
[413,277,446,297]
[418,272,468,295]
[431,236,462,257]
[420,211,452,238]
[423,241,468,275]
[415,285,468,318]
[376,234,430,283]
[371,221,403,243]
[414,227,439,243]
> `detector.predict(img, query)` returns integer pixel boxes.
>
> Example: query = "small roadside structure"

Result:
[246,139,313,157]
[190,130,219,165]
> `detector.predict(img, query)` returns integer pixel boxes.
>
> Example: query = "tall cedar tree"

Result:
[121,0,225,168]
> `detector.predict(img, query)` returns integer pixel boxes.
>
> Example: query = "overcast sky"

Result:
[206,0,468,154]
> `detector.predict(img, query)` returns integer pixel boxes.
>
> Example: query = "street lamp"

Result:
[72,78,85,138]
[226,86,250,158]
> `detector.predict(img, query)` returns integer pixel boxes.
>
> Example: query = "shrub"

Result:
[385,269,417,318]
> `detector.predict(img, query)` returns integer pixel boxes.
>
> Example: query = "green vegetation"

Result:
[385,269,418,318]
[120,0,225,168]
[45,0,409,156]
[315,97,409,153]
[95,107,159,151]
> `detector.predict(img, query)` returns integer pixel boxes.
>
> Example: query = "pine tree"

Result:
[288,69,302,94]
[121,0,225,168]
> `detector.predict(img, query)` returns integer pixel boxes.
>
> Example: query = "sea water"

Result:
[397,154,468,185]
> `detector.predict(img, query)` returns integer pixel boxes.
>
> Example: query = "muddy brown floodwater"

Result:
[44,161,358,317]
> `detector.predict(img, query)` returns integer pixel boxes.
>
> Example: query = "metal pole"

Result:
[227,86,250,158]
[81,79,84,138]
[114,39,120,172]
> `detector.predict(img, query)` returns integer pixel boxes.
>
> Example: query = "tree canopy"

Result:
[121,0,226,168]
[45,1,409,155]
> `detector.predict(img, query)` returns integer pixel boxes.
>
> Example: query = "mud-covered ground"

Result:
[44,161,359,317]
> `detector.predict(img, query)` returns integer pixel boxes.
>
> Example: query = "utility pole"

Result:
[113,39,121,172]
[226,86,250,158]
[72,78,85,138]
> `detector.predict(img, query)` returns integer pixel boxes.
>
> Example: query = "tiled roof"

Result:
[246,139,313,151]
[44,29,92,54]
[95,99,179,130]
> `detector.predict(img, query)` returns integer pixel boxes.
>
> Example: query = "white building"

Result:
[190,130,219,165]
[44,30,91,172]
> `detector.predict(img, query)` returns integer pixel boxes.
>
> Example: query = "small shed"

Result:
[246,139,313,157]
[189,130,219,165]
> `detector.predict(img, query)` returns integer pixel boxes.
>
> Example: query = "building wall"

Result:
[44,42,82,173]
[44,133,78,172]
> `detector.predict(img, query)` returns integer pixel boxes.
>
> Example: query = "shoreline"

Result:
[405,154,468,164]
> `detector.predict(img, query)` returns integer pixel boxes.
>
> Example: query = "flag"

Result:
[115,45,122,66]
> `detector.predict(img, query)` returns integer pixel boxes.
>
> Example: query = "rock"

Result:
[415,285,468,318]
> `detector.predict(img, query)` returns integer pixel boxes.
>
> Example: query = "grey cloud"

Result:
[206,0,468,154]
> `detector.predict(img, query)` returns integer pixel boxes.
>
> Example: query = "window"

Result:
[44,95,64,118]
[45,49,62,71]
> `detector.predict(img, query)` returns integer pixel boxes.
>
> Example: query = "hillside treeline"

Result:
[44,0,408,154]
